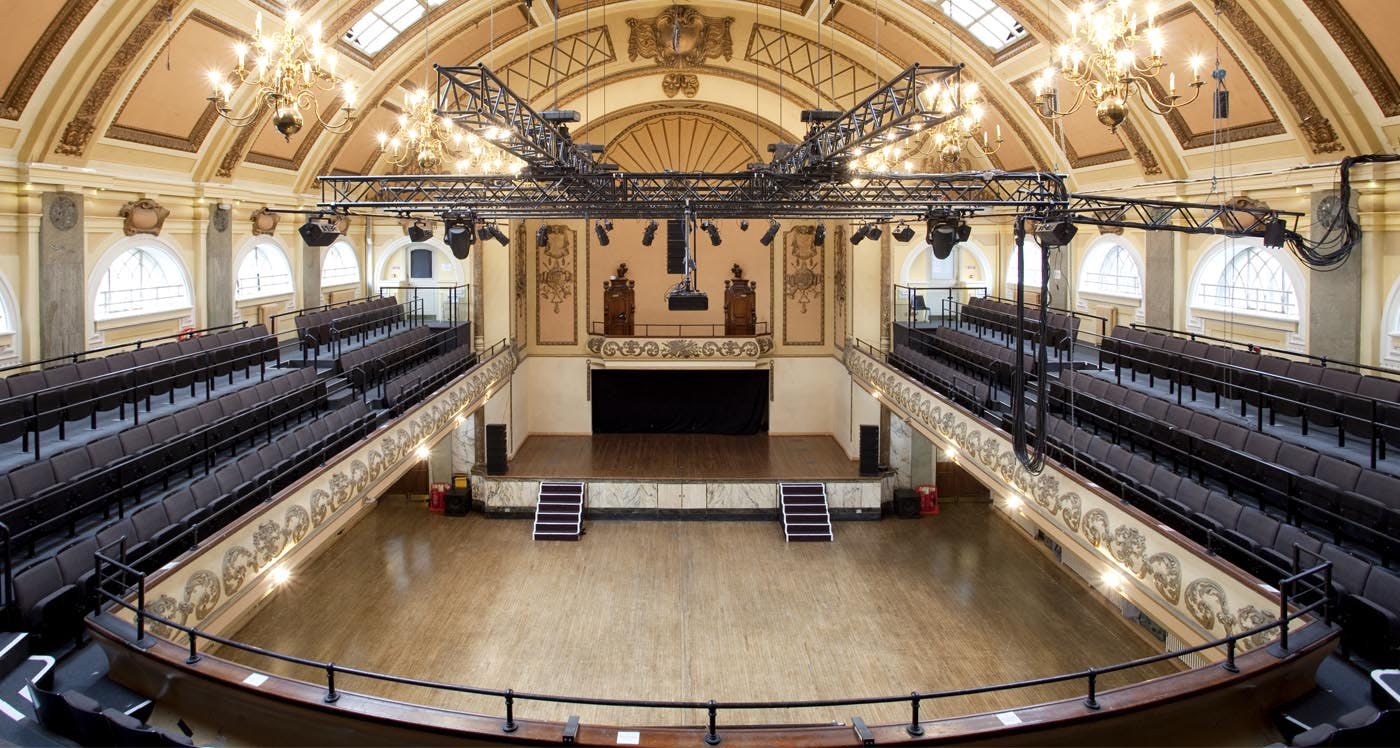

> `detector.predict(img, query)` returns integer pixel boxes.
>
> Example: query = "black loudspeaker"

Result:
[859,425,879,476]
[444,489,470,516]
[893,488,920,518]
[666,219,686,274]
[486,424,508,475]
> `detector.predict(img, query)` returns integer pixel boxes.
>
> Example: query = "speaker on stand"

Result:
[486,424,508,475]
[859,425,879,476]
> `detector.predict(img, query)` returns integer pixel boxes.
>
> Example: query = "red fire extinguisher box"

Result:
[916,485,939,515]
[428,482,449,513]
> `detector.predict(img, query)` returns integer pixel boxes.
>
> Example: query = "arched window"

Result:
[1191,243,1299,319]
[236,242,294,300]
[321,241,360,288]
[1080,239,1143,298]
[94,245,192,320]
[1005,237,1044,289]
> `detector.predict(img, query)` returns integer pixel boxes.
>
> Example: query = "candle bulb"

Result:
[996,124,1002,141]
[1169,72,1176,95]
[254,11,262,35]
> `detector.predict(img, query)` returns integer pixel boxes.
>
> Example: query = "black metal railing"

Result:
[378,284,470,327]
[94,556,1329,741]
[587,322,772,337]
[892,284,989,327]
[1126,323,1400,380]
[269,294,379,334]
[0,321,251,377]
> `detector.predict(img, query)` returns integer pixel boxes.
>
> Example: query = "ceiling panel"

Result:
[109,14,236,150]
[0,1,73,118]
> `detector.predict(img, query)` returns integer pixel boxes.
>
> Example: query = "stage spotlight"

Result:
[700,220,722,246]
[407,219,433,243]
[444,217,475,260]
[1263,217,1286,249]
[536,225,549,248]
[477,223,508,245]
[813,224,826,246]
[867,224,883,241]
[892,223,916,243]
[1034,219,1079,247]
[927,218,958,260]
[641,219,658,246]
[595,220,611,246]
[759,219,780,246]
[956,221,973,243]
[298,215,341,247]
[850,224,870,245]
[739,219,750,232]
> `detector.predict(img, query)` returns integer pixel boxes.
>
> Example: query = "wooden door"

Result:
[603,280,635,336]
[724,280,756,335]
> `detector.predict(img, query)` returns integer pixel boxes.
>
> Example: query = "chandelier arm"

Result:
[1035,82,1093,120]
[1135,81,1206,114]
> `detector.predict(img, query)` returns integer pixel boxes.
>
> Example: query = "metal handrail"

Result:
[0,321,251,377]
[96,561,1328,740]
[1126,322,1400,380]
[269,294,380,334]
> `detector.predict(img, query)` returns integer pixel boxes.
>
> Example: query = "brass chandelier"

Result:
[207,8,357,140]
[1033,0,1205,131]
[851,81,1002,177]
[376,89,525,175]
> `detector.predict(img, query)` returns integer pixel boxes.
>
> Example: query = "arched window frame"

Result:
[1381,276,1400,370]
[1190,241,1301,321]
[1079,237,1144,300]
[1004,236,1045,290]
[235,240,295,301]
[321,241,360,289]
[91,239,193,322]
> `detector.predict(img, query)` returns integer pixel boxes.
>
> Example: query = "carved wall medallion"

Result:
[250,207,280,236]
[211,205,230,233]
[119,198,169,236]
[662,72,700,98]
[627,5,733,96]
[48,194,78,231]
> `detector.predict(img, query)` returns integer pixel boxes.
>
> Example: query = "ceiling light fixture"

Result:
[207,9,357,140]
[892,223,916,243]
[444,215,475,259]
[759,219,780,247]
[1033,1,1207,132]
[641,219,659,246]
[595,219,612,246]
[407,218,433,243]
[700,220,722,246]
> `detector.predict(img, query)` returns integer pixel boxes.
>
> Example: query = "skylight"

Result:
[938,0,1028,51]
[344,0,446,55]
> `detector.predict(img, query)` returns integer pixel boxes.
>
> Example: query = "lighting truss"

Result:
[317,170,1071,219]
[435,64,601,175]
[1063,193,1304,237]
[770,64,966,175]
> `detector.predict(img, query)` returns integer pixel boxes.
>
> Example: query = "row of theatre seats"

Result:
[901,326,1037,388]
[337,325,438,396]
[31,670,193,746]
[295,297,404,353]
[1029,405,1400,666]
[1102,326,1400,456]
[13,399,375,648]
[958,297,1081,351]
[1052,370,1399,565]
[0,325,278,457]
[0,368,324,557]
[383,342,478,411]
[886,347,992,414]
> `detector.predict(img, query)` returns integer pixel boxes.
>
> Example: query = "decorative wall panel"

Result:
[845,346,1287,650]
[781,225,825,346]
[536,225,578,346]
[833,226,848,349]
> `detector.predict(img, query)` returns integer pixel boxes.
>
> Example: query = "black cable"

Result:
[1283,153,1400,270]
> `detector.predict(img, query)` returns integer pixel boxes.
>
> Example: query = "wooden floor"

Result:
[211,500,1189,732]
[504,434,862,480]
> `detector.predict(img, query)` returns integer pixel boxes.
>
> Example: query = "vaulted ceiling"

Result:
[2,0,1397,198]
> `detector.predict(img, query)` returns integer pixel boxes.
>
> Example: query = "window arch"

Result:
[1080,238,1143,298]
[236,242,295,300]
[94,243,192,320]
[1005,237,1045,289]
[321,241,360,288]
[1191,242,1300,319]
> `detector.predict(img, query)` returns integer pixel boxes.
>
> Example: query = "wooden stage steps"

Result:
[533,482,585,541]
[779,483,833,542]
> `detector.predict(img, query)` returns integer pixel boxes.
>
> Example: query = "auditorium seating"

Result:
[0,324,279,459]
[900,325,1037,388]
[383,343,478,411]
[1100,325,1400,459]
[887,347,992,413]
[337,325,438,396]
[957,296,1081,352]
[30,668,192,746]
[295,297,403,354]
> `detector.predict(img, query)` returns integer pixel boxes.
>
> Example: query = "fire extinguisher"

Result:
[428,482,448,513]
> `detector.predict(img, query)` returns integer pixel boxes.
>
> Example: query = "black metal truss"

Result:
[770,64,965,176]
[317,170,1071,219]
[1064,193,1303,237]
[435,64,601,175]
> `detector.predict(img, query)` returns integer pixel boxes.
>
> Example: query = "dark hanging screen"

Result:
[409,248,433,279]
[591,370,769,434]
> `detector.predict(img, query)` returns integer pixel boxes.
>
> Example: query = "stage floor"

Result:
[209,501,1203,733]
[505,434,862,480]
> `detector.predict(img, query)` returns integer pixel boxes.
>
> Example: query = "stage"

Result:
[475,434,884,516]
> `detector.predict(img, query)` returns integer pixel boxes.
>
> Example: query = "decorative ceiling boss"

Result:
[626,5,734,98]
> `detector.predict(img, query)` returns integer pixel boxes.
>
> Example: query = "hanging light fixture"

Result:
[1033,0,1206,132]
[851,81,1000,174]
[207,7,357,140]
[378,89,465,173]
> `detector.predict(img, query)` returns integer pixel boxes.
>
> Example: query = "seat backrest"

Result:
[1314,455,1362,490]
[50,447,93,481]
[55,536,99,584]
[1186,412,1219,440]
[9,460,56,499]
[1243,431,1281,461]
[13,558,64,615]
[1353,470,1400,504]
[162,489,197,523]
[1356,376,1400,402]
[118,425,152,453]
[86,435,125,468]
[43,363,80,388]
[1271,524,1320,559]
[129,504,169,542]
[1235,507,1280,546]
[1319,368,1361,394]
[95,518,137,554]
[1175,480,1210,514]
[1204,493,1243,527]
[1361,567,1400,612]
[1276,443,1319,475]
[1284,361,1324,386]
[1320,543,1371,596]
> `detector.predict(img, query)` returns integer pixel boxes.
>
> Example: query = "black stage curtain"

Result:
[591,370,769,434]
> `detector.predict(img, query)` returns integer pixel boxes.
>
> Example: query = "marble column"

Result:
[1144,219,1176,329]
[1307,189,1361,363]
[206,203,233,328]
[39,191,85,358]
[301,239,322,310]
[428,431,454,486]
[452,410,478,475]
[909,426,935,487]
[472,232,485,351]
[879,229,891,351]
